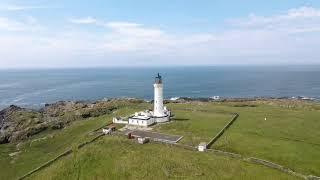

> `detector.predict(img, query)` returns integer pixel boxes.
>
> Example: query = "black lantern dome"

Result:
[155,73,162,84]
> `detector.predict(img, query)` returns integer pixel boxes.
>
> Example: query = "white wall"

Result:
[128,118,155,127]
[154,83,164,117]
[113,117,128,124]
[155,116,170,123]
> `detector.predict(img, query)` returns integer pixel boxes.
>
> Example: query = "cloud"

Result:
[0,17,25,31]
[0,16,43,31]
[287,6,320,18]
[1,6,320,68]
[69,19,170,53]
[69,18,144,31]
[69,17,98,24]
[0,4,46,11]
[105,22,164,38]
[106,22,141,28]
[229,6,320,34]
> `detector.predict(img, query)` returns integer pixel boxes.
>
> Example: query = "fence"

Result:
[207,148,320,180]
[18,133,105,180]
[206,113,239,148]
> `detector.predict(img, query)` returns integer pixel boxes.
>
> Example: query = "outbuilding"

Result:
[102,128,111,135]
[198,142,207,152]
[137,137,149,144]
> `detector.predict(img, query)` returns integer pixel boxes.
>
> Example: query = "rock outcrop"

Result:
[0,100,121,144]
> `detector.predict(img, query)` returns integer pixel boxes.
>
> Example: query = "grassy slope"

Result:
[30,136,298,180]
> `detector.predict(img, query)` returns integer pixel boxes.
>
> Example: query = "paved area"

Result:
[124,130,183,143]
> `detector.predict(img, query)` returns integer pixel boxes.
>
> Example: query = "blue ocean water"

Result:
[0,66,320,109]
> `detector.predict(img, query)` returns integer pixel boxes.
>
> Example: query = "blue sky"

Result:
[1,0,320,68]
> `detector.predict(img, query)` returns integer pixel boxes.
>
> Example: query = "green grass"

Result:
[30,136,298,180]
[0,116,108,180]
[212,101,320,176]
[1,100,319,179]
[154,103,232,146]
[0,102,148,180]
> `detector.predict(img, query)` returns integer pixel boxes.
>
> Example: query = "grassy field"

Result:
[30,136,298,180]
[0,102,148,180]
[211,101,320,176]
[154,103,232,146]
[163,101,320,176]
[0,100,319,179]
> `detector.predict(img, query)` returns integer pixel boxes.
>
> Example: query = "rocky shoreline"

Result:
[166,96,318,102]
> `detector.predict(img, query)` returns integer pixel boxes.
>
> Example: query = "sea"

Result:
[0,66,320,109]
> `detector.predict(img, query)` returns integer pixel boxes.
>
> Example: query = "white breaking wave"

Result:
[0,83,20,89]
[170,97,180,101]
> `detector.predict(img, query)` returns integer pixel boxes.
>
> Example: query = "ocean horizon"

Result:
[1,65,320,109]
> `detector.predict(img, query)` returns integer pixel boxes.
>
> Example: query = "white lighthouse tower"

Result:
[117,73,171,127]
[154,73,165,117]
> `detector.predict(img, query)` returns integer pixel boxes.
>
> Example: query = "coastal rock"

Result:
[0,100,121,144]
[0,105,43,144]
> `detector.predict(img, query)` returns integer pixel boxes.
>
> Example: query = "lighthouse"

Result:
[154,73,165,117]
[116,73,171,127]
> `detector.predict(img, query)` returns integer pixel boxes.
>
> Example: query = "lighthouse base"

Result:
[154,115,170,123]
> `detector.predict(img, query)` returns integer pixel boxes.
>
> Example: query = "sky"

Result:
[1,0,320,68]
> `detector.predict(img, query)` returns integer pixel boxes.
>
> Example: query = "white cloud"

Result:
[69,19,171,53]
[108,22,163,37]
[287,6,320,18]
[229,6,320,34]
[69,17,98,25]
[0,4,46,11]
[0,17,25,31]
[1,6,320,68]
[0,16,43,31]
[106,22,141,28]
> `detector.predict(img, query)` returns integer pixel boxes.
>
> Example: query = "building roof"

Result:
[129,116,151,120]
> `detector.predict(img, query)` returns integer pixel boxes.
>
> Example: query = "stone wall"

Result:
[18,131,107,179]
[207,113,239,148]
[207,149,320,180]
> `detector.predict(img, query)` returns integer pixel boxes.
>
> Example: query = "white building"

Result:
[113,117,128,124]
[128,111,156,126]
[198,142,207,152]
[114,73,171,127]
[137,137,150,144]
